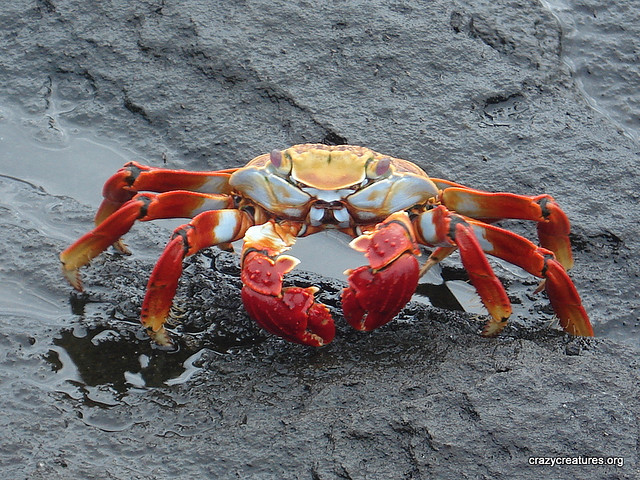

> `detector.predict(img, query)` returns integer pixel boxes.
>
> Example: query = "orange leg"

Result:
[413,206,512,335]
[453,221,512,335]
[435,182,574,270]
[141,209,252,346]
[239,222,335,347]
[341,212,421,332]
[414,206,593,336]
[465,218,592,336]
[60,191,233,290]
[419,246,457,276]
[94,161,236,226]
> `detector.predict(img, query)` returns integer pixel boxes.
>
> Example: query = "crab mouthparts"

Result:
[309,201,350,226]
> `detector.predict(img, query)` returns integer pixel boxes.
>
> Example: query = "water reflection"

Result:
[540,0,640,142]
[47,325,201,393]
[46,251,479,396]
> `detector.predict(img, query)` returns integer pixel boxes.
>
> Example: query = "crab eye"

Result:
[270,149,283,167]
[365,157,391,179]
[269,149,292,175]
[376,157,391,176]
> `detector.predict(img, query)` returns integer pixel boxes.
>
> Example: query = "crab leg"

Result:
[94,161,236,232]
[412,206,512,335]
[141,209,252,346]
[415,206,593,336]
[434,181,574,270]
[341,212,422,332]
[419,246,457,277]
[239,221,335,347]
[60,191,233,290]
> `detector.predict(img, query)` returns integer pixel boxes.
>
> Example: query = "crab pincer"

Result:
[240,223,335,346]
[342,212,421,331]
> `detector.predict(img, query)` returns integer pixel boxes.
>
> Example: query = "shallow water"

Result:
[0,102,131,207]
[0,99,203,394]
[4,0,640,390]
[541,0,640,141]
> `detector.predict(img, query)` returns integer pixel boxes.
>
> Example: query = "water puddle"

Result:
[47,325,202,393]
[0,103,133,208]
[0,96,203,398]
[43,335,200,432]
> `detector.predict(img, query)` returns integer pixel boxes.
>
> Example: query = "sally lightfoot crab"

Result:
[60,144,593,347]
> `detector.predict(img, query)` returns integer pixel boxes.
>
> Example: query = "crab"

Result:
[60,144,593,347]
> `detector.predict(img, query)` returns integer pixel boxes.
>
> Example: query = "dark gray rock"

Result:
[0,0,638,478]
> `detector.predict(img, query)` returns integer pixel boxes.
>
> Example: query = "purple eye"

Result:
[376,157,390,176]
[270,149,283,168]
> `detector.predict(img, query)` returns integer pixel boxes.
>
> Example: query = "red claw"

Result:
[342,212,421,331]
[242,286,335,347]
[241,251,298,296]
[342,253,420,331]
[241,247,335,346]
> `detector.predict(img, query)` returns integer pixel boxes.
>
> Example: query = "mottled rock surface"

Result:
[0,1,638,478]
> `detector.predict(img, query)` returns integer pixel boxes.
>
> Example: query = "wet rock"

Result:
[1,0,639,479]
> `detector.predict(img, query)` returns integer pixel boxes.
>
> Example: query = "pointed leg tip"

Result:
[542,260,593,337]
[481,318,508,337]
[61,264,84,291]
[147,326,175,348]
[562,315,594,337]
[112,239,132,255]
